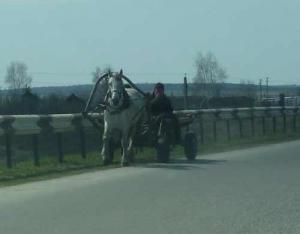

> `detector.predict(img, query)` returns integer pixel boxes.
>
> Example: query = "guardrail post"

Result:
[282,108,287,133]
[199,114,204,144]
[226,119,231,140]
[72,115,87,159]
[262,117,266,136]
[79,129,87,159]
[272,116,277,133]
[293,108,297,132]
[239,118,243,138]
[264,108,273,135]
[1,117,16,169]
[250,109,255,137]
[283,114,287,133]
[213,120,217,141]
[233,109,243,138]
[32,134,40,166]
[37,116,57,162]
[5,134,12,169]
[57,133,64,163]
[213,111,219,142]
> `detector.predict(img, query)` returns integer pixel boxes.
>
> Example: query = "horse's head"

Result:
[107,70,124,107]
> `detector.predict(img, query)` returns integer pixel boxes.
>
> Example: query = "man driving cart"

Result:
[148,83,181,145]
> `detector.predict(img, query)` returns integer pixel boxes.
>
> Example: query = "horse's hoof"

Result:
[103,159,112,166]
[121,161,130,167]
[129,157,135,163]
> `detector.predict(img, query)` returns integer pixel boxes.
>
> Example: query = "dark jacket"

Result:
[149,94,173,116]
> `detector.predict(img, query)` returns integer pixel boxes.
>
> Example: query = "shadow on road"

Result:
[136,158,226,170]
[189,158,226,164]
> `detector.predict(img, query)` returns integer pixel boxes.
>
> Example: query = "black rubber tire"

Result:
[184,132,198,160]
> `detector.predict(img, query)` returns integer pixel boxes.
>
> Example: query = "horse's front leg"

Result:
[101,124,113,165]
[102,137,114,165]
[127,125,137,163]
[121,133,130,167]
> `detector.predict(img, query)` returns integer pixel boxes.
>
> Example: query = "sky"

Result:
[0,0,299,87]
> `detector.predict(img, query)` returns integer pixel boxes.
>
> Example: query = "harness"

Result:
[105,89,130,115]
[82,71,148,130]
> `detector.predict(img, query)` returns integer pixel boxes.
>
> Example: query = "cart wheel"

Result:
[156,136,170,163]
[184,132,197,160]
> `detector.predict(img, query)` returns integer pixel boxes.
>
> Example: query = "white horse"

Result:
[101,70,146,166]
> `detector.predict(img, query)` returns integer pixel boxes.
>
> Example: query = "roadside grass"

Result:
[0,147,157,187]
[1,130,300,187]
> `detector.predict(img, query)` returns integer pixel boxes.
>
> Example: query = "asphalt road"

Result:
[0,140,300,234]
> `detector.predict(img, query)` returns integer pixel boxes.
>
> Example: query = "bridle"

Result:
[104,75,129,114]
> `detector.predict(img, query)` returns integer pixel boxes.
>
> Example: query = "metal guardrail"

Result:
[177,106,299,143]
[0,113,103,136]
[175,106,299,116]
[0,107,299,168]
[0,113,102,168]
[0,107,298,136]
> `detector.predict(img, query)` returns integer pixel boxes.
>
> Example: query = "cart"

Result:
[82,72,198,162]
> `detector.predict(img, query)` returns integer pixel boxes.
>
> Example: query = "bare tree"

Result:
[193,52,227,97]
[5,62,32,90]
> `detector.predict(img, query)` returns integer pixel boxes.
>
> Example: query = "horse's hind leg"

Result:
[127,138,135,163]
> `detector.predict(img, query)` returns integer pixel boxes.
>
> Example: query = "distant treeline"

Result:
[1,82,298,98]
[0,89,85,115]
[0,88,255,115]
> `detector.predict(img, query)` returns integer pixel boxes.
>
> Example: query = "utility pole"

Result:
[259,79,262,101]
[266,77,269,98]
[183,74,188,110]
